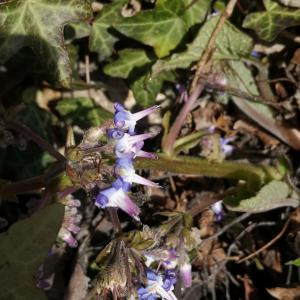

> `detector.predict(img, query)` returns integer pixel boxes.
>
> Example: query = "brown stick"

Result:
[189,0,238,94]
[237,219,290,264]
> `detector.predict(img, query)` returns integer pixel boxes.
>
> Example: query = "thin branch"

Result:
[163,0,238,154]
[203,212,252,241]
[237,219,290,264]
[5,119,66,162]
[163,83,204,154]
[190,0,238,93]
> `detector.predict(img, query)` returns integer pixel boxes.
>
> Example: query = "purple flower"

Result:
[95,185,140,220]
[211,200,224,222]
[180,262,192,288]
[115,132,157,158]
[58,197,82,248]
[137,270,177,300]
[115,156,160,188]
[132,141,157,159]
[114,103,160,135]
[220,137,235,156]
[94,103,159,220]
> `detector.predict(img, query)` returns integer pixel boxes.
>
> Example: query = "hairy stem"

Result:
[135,154,283,189]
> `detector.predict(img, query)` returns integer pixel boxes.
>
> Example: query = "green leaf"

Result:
[114,1,188,58]
[173,130,211,156]
[182,0,211,28]
[224,180,298,213]
[56,97,113,128]
[286,258,300,267]
[104,49,152,79]
[89,0,127,61]
[243,0,300,41]
[0,203,65,300]
[152,16,253,76]
[131,71,175,107]
[0,0,92,87]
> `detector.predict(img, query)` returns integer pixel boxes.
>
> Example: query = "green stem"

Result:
[135,154,283,189]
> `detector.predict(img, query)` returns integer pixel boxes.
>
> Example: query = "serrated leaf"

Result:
[114,0,188,58]
[152,16,253,76]
[56,97,113,128]
[104,49,152,79]
[224,180,298,213]
[243,0,300,41]
[89,0,127,61]
[0,0,92,87]
[0,203,64,300]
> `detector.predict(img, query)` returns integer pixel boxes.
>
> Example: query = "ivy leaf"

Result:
[224,181,298,213]
[0,203,65,300]
[114,1,188,58]
[152,17,253,76]
[0,0,92,87]
[243,0,300,41]
[103,49,152,79]
[89,0,127,61]
[131,71,175,107]
[56,97,113,129]
[182,0,211,27]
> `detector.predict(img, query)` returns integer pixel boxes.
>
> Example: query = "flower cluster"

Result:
[138,269,177,300]
[58,195,81,248]
[144,248,192,290]
[95,103,160,220]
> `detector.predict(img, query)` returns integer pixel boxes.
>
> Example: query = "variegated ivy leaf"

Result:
[114,0,210,58]
[0,0,92,87]
[243,0,300,41]
[152,16,253,76]
[89,0,127,61]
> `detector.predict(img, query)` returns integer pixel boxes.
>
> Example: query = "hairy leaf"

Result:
[224,180,298,212]
[152,17,253,76]
[114,1,188,58]
[243,0,300,41]
[56,97,112,128]
[104,49,152,79]
[89,0,127,61]
[0,0,91,87]
[0,203,64,300]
